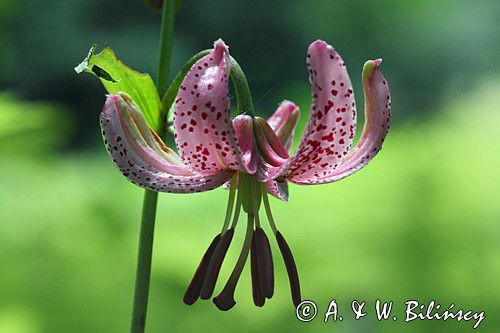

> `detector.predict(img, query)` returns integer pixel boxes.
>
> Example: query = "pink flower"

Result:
[100,39,391,311]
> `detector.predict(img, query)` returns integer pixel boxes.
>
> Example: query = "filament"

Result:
[261,183,277,234]
[221,174,238,233]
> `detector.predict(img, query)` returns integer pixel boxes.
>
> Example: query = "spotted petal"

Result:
[261,102,299,201]
[311,59,391,183]
[264,179,289,202]
[173,39,251,175]
[233,114,258,174]
[278,40,357,183]
[254,117,289,167]
[267,100,300,152]
[101,93,233,193]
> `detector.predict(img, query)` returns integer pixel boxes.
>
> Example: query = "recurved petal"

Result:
[173,39,250,175]
[265,179,289,202]
[310,59,391,183]
[277,40,357,183]
[267,100,300,152]
[252,104,298,192]
[233,115,258,174]
[101,93,233,193]
[254,117,289,167]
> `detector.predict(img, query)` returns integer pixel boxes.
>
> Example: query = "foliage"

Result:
[75,46,162,131]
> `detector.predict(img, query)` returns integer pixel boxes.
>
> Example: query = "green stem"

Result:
[130,190,159,333]
[130,15,254,330]
[130,1,175,332]
[156,0,176,97]
[229,56,254,116]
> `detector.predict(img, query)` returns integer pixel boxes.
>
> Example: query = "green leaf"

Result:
[75,45,162,131]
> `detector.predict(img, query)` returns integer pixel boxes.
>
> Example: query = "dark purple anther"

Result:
[183,233,222,305]
[254,227,274,299]
[276,231,301,308]
[250,232,265,307]
[200,228,234,299]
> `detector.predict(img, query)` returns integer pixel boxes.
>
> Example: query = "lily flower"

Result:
[99,39,391,311]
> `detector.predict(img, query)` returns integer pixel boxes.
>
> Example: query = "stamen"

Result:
[261,183,277,234]
[189,175,238,300]
[250,232,265,307]
[221,174,238,233]
[275,231,301,308]
[254,227,274,299]
[183,233,221,305]
[230,188,242,229]
[200,228,235,299]
[213,214,254,311]
[260,183,300,306]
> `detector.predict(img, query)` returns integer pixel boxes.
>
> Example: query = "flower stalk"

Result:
[130,1,176,332]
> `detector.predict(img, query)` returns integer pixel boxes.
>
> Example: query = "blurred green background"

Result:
[1,0,499,332]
